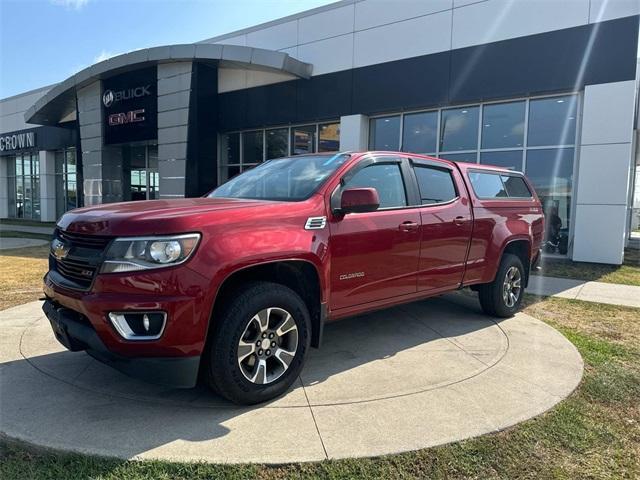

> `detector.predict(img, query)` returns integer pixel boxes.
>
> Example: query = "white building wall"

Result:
[202,0,639,92]
[572,80,637,264]
[0,86,53,133]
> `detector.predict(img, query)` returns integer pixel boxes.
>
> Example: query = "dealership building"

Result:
[0,0,638,264]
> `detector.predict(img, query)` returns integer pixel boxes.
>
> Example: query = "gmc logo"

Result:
[108,109,146,126]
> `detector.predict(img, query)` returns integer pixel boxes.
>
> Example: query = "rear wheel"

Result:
[205,281,311,405]
[478,253,525,317]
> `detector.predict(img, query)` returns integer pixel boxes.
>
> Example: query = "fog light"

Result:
[108,311,166,340]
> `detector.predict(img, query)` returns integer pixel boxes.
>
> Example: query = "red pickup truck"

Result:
[43,151,544,404]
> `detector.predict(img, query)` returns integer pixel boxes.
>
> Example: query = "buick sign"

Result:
[102,85,151,108]
[102,90,114,108]
[102,67,157,145]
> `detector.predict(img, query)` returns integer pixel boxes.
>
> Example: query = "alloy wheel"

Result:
[237,307,299,385]
[502,266,522,308]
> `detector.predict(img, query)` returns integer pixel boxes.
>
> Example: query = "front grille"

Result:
[51,229,112,290]
[57,229,112,249]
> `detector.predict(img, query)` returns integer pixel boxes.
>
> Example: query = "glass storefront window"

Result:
[56,148,80,217]
[439,152,477,163]
[243,130,264,164]
[221,132,240,165]
[402,111,437,154]
[481,101,525,149]
[527,95,578,147]
[440,106,479,152]
[266,128,289,159]
[8,152,40,220]
[369,116,400,150]
[526,147,574,247]
[319,123,340,152]
[291,125,316,155]
[480,150,523,171]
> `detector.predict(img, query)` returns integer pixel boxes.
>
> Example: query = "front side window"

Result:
[211,154,349,201]
[414,166,457,205]
[345,163,407,209]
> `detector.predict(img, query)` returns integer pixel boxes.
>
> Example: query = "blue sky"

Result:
[0,0,334,99]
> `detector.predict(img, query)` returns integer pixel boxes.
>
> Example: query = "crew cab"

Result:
[43,151,544,404]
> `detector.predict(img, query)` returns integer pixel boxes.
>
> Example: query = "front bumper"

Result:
[42,299,200,388]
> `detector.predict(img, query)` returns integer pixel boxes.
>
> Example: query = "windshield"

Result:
[209,153,350,201]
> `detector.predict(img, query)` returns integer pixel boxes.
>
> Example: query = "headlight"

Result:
[101,233,201,273]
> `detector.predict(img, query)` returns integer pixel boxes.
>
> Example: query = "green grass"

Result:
[2,296,639,479]
[533,247,640,286]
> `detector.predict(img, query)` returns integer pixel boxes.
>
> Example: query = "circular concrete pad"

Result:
[0,294,583,463]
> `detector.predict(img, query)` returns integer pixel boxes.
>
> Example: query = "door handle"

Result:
[453,216,465,226]
[399,221,419,232]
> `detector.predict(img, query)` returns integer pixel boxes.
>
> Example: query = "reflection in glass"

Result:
[221,133,240,165]
[402,111,437,154]
[291,125,316,155]
[481,101,525,149]
[469,172,507,199]
[266,128,288,159]
[480,150,523,171]
[369,116,400,150]
[439,152,477,163]
[440,106,479,151]
[345,163,407,208]
[527,95,577,146]
[9,153,40,220]
[526,148,574,245]
[319,123,340,152]
[243,130,264,164]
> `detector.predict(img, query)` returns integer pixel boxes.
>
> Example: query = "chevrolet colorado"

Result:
[43,151,544,404]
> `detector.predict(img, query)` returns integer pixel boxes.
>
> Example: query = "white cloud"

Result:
[50,0,90,10]
[94,50,121,63]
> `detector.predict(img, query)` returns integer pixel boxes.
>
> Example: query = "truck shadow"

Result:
[1,291,506,460]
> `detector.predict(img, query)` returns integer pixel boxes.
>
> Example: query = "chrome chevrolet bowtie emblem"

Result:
[51,239,70,260]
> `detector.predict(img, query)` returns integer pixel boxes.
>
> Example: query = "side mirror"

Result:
[340,187,380,214]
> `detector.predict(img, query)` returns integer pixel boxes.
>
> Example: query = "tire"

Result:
[478,253,525,318]
[205,281,311,405]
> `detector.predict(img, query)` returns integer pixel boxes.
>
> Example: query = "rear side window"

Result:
[414,166,457,204]
[468,172,507,198]
[501,175,532,198]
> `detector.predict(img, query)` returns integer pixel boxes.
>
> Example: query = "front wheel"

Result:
[205,281,311,405]
[478,253,525,317]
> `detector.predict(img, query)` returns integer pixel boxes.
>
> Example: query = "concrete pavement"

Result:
[0,294,582,464]
[0,223,54,236]
[0,237,48,250]
[529,275,640,309]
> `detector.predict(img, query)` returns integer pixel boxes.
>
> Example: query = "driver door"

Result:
[328,156,421,311]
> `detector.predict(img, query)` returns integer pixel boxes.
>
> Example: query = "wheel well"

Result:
[212,261,323,348]
[503,240,530,286]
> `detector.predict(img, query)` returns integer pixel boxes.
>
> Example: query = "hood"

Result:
[57,198,276,236]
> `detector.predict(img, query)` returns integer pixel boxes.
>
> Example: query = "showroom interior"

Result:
[0,0,638,265]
